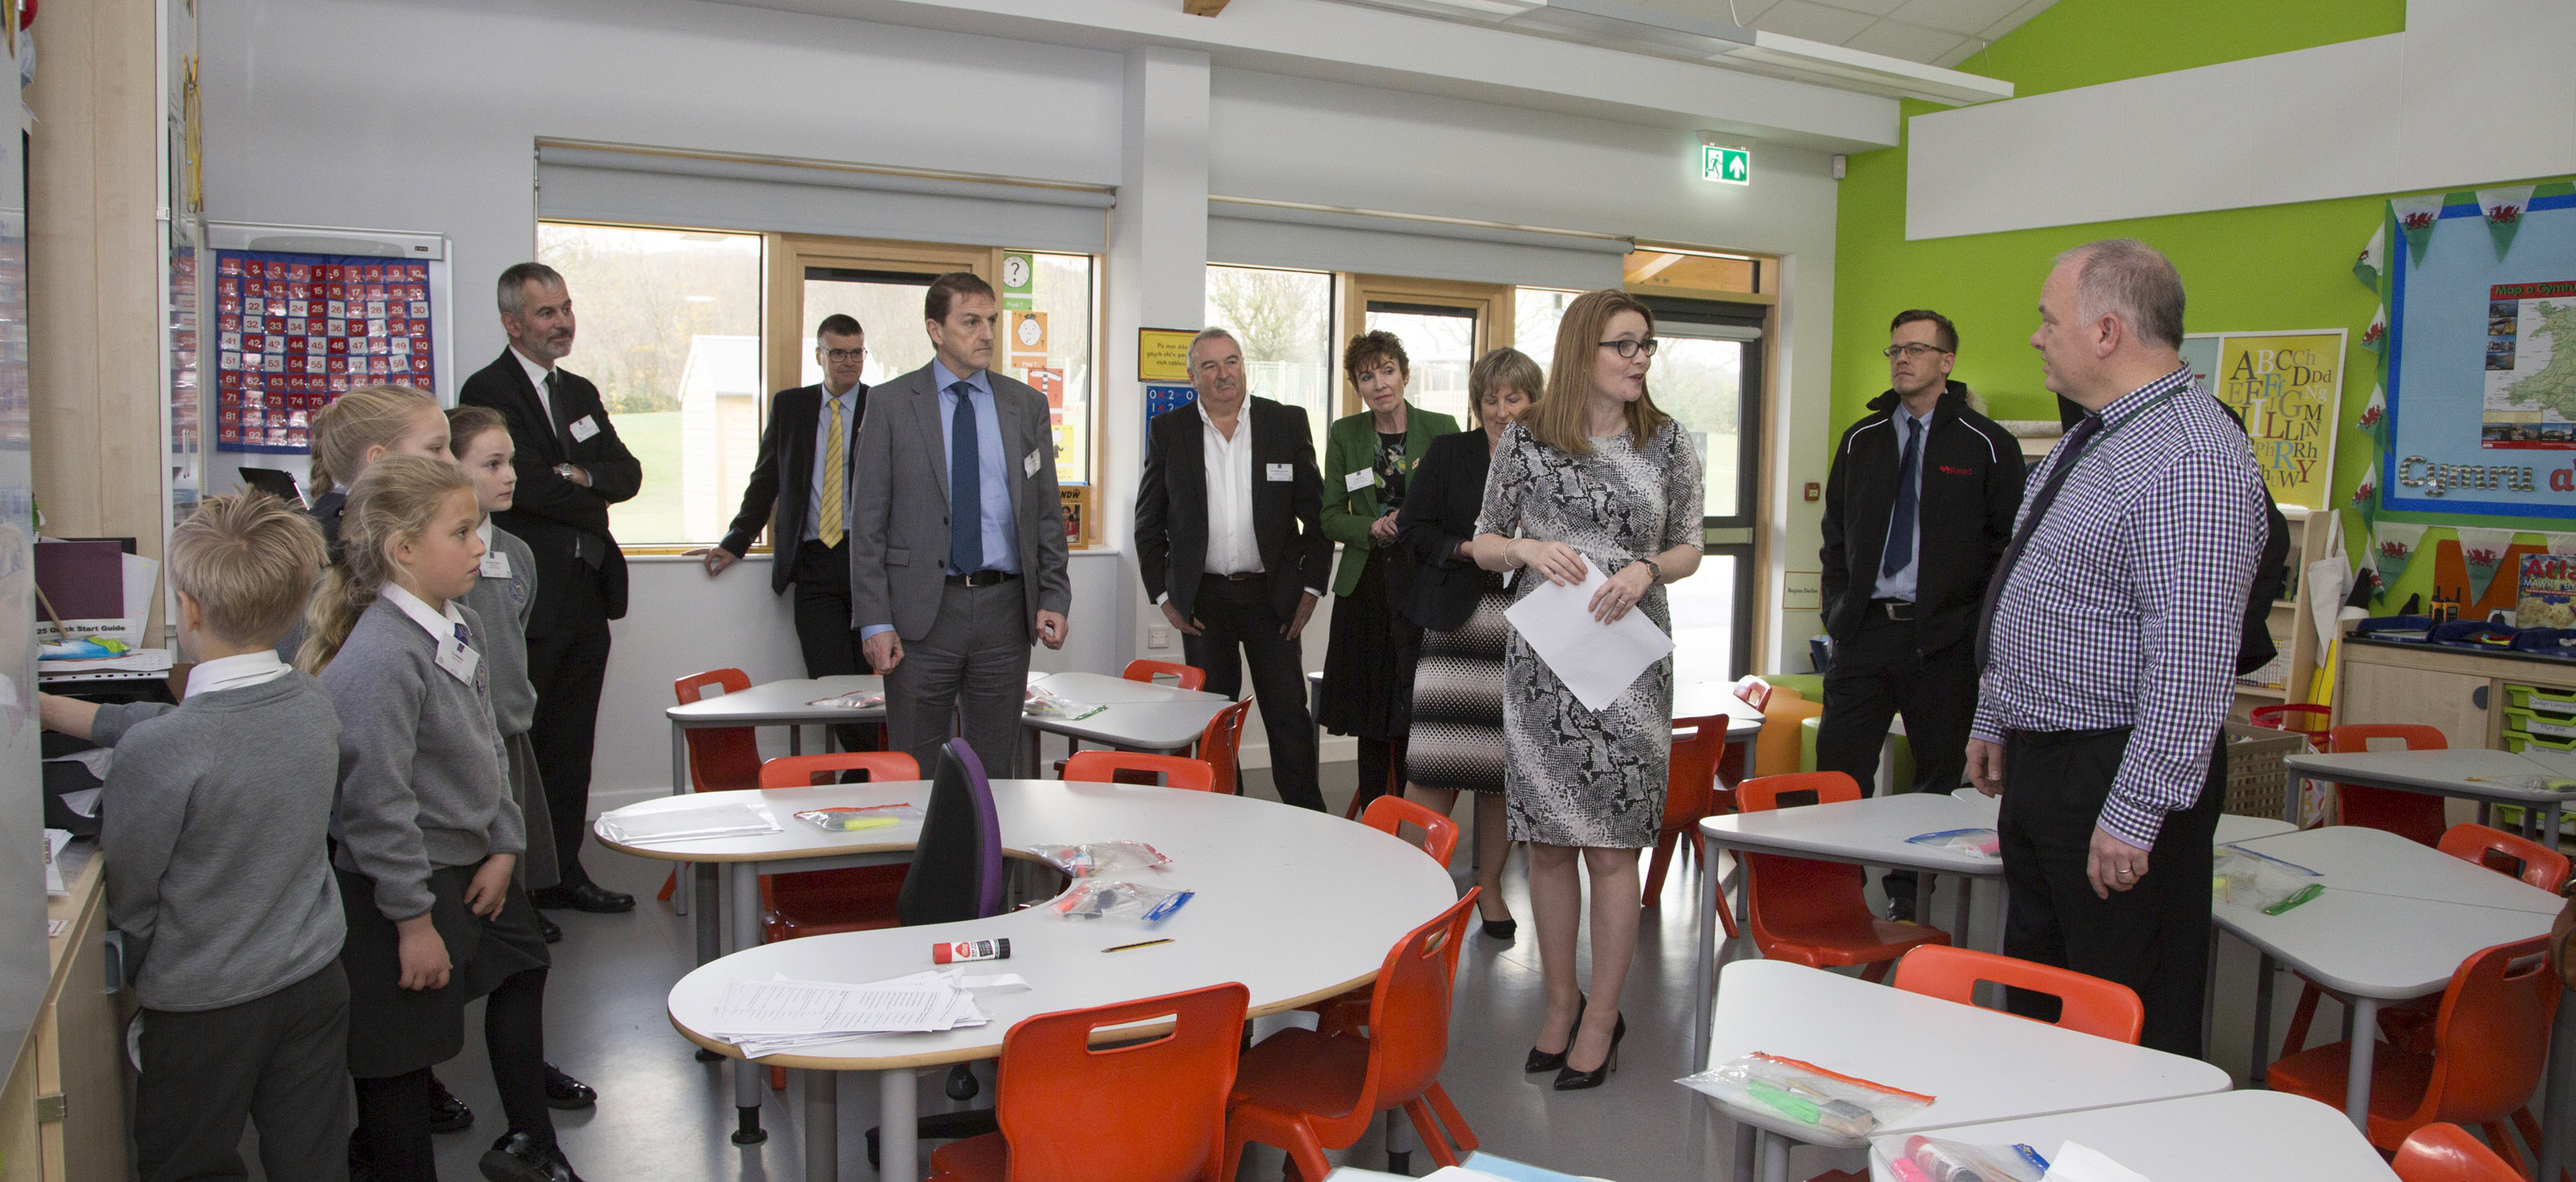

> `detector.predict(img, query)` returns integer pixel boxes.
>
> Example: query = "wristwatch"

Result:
[552,463,581,481]
[1636,556,1663,584]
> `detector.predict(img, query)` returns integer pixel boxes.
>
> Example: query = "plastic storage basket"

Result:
[2223,720,2309,821]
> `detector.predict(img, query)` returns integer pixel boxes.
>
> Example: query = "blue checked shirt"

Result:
[1971,365,2267,850]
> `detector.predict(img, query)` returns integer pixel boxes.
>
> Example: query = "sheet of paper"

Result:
[43,829,71,896]
[598,800,780,844]
[44,749,112,779]
[1502,564,1674,713]
[57,787,101,819]
[2041,1141,2151,1182]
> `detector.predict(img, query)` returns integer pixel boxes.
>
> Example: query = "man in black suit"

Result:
[459,262,641,914]
[1135,327,1330,810]
[694,314,877,749]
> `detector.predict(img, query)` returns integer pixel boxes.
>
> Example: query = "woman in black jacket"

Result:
[1395,347,1542,939]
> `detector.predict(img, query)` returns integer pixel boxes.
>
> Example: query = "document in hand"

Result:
[704,968,1026,1058]
[1502,563,1674,713]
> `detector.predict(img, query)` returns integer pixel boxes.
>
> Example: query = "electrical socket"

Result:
[1148,626,1173,649]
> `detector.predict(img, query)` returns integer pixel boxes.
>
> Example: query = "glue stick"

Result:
[932,938,1010,964]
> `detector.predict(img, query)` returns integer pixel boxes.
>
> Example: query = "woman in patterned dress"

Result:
[1398,347,1544,941]
[1472,289,1704,1090]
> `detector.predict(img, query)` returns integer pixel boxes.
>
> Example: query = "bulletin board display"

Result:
[2384,194,2576,516]
[212,250,436,454]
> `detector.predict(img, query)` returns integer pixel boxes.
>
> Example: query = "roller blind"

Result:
[535,143,1113,254]
[1207,198,1628,290]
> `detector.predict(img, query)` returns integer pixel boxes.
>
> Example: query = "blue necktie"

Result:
[1881,416,1922,580]
[949,382,984,575]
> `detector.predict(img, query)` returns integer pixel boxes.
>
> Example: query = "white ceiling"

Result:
[1626,0,2057,67]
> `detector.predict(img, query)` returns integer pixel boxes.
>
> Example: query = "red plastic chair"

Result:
[2251,703,2333,746]
[655,669,768,905]
[1061,751,1217,792]
[2392,1122,2527,1182]
[927,982,1250,1182]
[1734,772,1951,983]
[1360,795,1460,866]
[1890,946,2144,1044]
[1195,700,1252,797]
[2268,935,2561,1175]
[1644,713,1736,909]
[2329,724,2451,846]
[1228,892,1483,1181]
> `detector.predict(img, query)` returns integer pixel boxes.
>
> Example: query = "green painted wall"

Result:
[1829,0,2571,610]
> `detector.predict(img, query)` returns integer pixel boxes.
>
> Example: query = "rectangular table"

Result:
[1864,1090,2397,1181]
[2284,748,2576,848]
[1702,960,2231,1182]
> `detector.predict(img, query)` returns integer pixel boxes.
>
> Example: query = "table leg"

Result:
[880,1067,918,1180]
[1948,875,1971,949]
[2550,804,2565,851]
[2250,952,2276,1087]
[693,863,719,969]
[789,724,803,756]
[730,863,765,1143]
[2345,997,2379,1129]
[1758,1129,1791,1182]
[2285,770,2302,827]
[2202,927,2219,1063]
[805,1070,838,1182]
[1728,1116,1755,1182]
[671,724,691,917]
[1691,832,1719,1076]
[1020,722,1038,781]
[2542,991,2574,1182]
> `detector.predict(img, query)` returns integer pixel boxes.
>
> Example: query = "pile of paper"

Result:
[703,969,1020,1058]
[597,800,780,845]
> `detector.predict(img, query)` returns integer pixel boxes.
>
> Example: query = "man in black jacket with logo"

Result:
[1818,310,2024,921]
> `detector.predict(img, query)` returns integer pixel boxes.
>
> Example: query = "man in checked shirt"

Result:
[1966,239,2267,1055]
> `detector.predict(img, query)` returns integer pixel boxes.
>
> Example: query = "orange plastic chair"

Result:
[1734,772,1951,983]
[1051,661,1210,777]
[1305,796,1463,1037]
[2250,703,2333,746]
[1228,891,1483,1181]
[1890,946,2144,1044]
[1644,713,1736,908]
[1195,700,1252,796]
[1061,751,1217,792]
[2392,1123,2527,1182]
[656,669,768,905]
[927,982,1250,1182]
[2268,935,2561,1175]
[2329,724,2451,846]
[758,750,922,791]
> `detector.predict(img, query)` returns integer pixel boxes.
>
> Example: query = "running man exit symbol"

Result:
[1703,144,1750,185]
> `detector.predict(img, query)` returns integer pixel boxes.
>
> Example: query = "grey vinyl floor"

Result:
[381,762,2320,1182]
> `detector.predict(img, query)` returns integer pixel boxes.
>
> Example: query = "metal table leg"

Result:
[880,1067,919,1180]
[1948,874,1971,948]
[805,1070,838,1182]
[1758,1129,1791,1182]
[672,723,692,916]
[2344,997,2379,1128]
[1691,831,1720,1075]
[1728,1115,1756,1182]
[2541,992,2574,1182]
[2202,927,2219,1063]
[2550,803,2565,851]
[730,863,766,1144]
[2250,952,2276,1086]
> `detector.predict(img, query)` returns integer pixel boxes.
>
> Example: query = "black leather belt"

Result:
[1872,598,1915,621]
[945,570,1020,587]
[1204,572,1266,583]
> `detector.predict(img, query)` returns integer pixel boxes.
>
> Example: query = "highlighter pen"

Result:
[1102,938,1175,953]
[1743,1079,1820,1125]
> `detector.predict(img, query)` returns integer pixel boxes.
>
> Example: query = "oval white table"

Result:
[639,779,1457,1182]
[1866,1089,2397,1181]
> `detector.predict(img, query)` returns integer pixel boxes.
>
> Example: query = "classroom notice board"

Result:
[212,250,438,454]
[2179,330,2345,513]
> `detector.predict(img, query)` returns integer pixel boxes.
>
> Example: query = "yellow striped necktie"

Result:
[818,398,846,547]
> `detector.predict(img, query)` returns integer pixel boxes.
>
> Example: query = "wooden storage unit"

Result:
[2331,636,2576,751]
[0,850,134,1182]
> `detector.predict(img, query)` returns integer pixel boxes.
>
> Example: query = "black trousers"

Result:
[1817,610,1978,905]
[1182,575,1322,812]
[527,568,612,887]
[135,961,351,1182]
[791,539,879,752]
[1999,726,2225,1057]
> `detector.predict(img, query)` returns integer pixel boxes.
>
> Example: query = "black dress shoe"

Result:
[537,912,562,943]
[427,1072,474,1133]
[543,1063,596,1110]
[480,1132,585,1182]
[530,882,634,914]
[1524,995,1585,1073]
[1481,917,1517,940]
[1552,1011,1626,1091]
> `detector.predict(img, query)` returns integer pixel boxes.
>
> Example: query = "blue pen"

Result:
[2012,1144,2050,1174]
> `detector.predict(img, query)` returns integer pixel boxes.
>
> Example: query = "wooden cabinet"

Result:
[2335,638,2576,750]
[0,851,133,1182]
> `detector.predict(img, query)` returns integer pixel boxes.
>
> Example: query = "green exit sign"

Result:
[1702,144,1750,185]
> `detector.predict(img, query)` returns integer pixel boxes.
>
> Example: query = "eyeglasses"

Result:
[1882,343,1950,359]
[1598,338,1660,359]
[818,348,866,362]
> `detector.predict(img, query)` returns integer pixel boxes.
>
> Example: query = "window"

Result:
[1512,287,1582,374]
[535,223,763,547]
[1362,302,1476,426]
[1205,265,1335,454]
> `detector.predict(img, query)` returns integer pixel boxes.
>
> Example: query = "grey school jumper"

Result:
[94,673,345,1011]
[320,594,524,922]
[461,523,539,735]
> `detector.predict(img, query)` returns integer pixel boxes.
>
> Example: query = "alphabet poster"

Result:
[210,249,437,454]
[2179,329,2345,513]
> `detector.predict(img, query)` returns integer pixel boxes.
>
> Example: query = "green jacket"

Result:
[1321,403,1462,597]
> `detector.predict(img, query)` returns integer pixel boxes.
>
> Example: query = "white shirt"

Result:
[512,346,556,429]
[184,650,291,698]
[383,581,470,646]
[1200,401,1262,577]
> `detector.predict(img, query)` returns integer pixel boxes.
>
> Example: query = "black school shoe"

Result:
[544,1063,596,1110]
[480,1132,586,1182]
[537,911,562,943]
[428,1072,474,1133]
[530,882,635,914]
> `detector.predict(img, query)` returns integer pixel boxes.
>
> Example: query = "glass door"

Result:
[1362,302,1478,427]
[1643,298,1766,681]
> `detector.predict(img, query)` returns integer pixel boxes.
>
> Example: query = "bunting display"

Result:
[2355,219,2386,290]
[2362,302,2388,353]
[2358,382,2388,450]
[2374,521,2428,593]
[2458,526,2518,602]
[2392,194,2445,264]
[2478,184,2535,259]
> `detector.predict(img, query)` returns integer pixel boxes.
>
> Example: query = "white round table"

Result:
[649,779,1458,1182]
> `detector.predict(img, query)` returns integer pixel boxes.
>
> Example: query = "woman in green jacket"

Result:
[1318,330,1461,817]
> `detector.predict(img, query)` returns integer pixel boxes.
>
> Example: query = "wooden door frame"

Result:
[763,234,998,401]
[1337,274,1509,420]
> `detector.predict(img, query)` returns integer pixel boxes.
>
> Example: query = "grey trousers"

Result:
[135,960,353,1182]
[885,580,1032,781]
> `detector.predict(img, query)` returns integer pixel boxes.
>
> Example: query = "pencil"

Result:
[1101,938,1174,953]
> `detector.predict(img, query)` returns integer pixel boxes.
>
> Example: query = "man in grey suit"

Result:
[851,272,1071,778]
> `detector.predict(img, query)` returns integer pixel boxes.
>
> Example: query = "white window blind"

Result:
[1207,198,1628,291]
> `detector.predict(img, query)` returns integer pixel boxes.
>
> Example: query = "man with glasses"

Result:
[1817,309,2023,922]
[698,314,878,748]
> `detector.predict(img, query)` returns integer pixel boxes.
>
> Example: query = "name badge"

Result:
[568,415,600,442]
[1267,463,1294,482]
[434,635,481,686]
[1023,448,1042,479]
[1344,469,1374,492]
[480,550,510,579]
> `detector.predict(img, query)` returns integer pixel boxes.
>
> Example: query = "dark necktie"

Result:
[949,382,984,575]
[1975,412,2105,669]
[1880,416,1922,581]
[546,370,573,450]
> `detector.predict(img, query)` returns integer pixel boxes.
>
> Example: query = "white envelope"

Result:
[1502,562,1673,713]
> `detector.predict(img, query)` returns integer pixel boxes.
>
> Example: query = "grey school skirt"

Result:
[505,730,559,892]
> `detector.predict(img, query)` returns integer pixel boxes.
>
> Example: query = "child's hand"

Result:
[395,915,450,990]
[463,855,518,919]
[36,693,99,741]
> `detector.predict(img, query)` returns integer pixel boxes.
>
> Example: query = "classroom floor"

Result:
[273,762,2326,1182]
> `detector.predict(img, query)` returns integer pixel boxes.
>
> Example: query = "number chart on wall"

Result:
[211,250,436,454]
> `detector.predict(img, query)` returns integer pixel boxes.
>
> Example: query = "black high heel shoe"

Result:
[1552,1011,1625,1091]
[1523,995,1585,1073]
[1481,916,1516,940]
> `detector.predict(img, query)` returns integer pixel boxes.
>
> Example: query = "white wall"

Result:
[203,0,1846,804]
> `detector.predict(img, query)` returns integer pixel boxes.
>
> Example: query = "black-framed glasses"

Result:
[1882,343,1949,359]
[818,347,867,362]
[1599,337,1660,359]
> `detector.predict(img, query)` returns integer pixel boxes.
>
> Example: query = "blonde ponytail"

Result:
[296,454,474,673]
[308,385,438,496]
